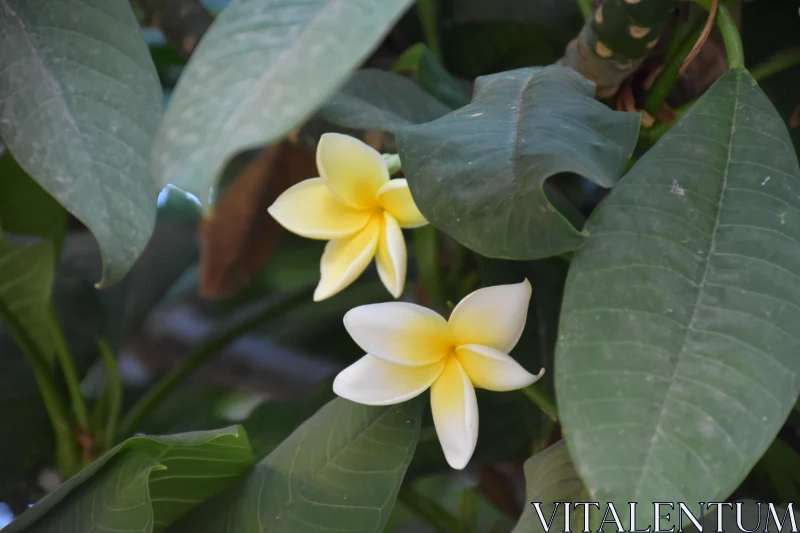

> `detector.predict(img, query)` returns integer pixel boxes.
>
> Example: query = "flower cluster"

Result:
[269,134,544,469]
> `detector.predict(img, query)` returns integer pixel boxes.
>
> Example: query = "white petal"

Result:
[333,355,445,406]
[431,358,478,470]
[267,178,371,239]
[343,302,451,366]
[317,133,388,209]
[376,179,428,228]
[456,344,544,391]
[448,279,532,352]
[375,213,407,298]
[314,215,380,301]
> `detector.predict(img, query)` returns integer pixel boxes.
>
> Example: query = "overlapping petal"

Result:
[376,179,427,228]
[333,355,445,406]
[448,279,531,352]
[317,133,388,209]
[431,357,478,470]
[375,213,406,298]
[267,178,372,240]
[456,344,543,391]
[343,302,451,366]
[314,215,380,301]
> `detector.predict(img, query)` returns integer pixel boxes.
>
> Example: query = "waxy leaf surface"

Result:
[397,66,639,260]
[556,69,800,516]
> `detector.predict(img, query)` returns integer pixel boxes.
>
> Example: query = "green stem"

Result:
[751,48,800,82]
[0,304,80,476]
[688,0,743,69]
[399,486,461,533]
[576,0,593,20]
[28,349,81,476]
[458,488,478,533]
[49,306,89,431]
[522,383,558,422]
[416,0,442,60]
[643,15,705,117]
[96,340,122,451]
[117,287,313,440]
[414,225,446,310]
[640,98,695,147]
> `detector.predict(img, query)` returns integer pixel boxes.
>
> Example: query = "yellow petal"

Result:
[343,302,451,366]
[333,355,445,406]
[376,179,428,228]
[376,213,407,298]
[316,133,389,209]
[314,215,380,301]
[456,344,544,391]
[431,357,478,470]
[448,279,532,352]
[267,178,372,239]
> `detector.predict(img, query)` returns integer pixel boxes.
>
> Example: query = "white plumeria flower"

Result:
[268,133,428,301]
[333,279,544,470]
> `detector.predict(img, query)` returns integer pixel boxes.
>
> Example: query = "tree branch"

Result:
[560,0,677,97]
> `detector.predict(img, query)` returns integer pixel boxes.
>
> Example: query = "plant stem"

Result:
[414,225,446,310]
[560,0,677,97]
[399,485,461,533]
[27,349,81,476]
[751,48,800,82]
[0,303,80,476]
[458,488,478,533]
[576,0,594,20]
[522,383,558,422]
[689,0,743,69]
[117,287,313,440]
[96,339,122,451]
[643,17,705,117]
[416,0,442,60]
[49,306,89,431]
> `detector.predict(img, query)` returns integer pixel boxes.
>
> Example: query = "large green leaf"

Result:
[152,0,414,207]
[0,0,163,285]
[512,441,588,533]
[397,66,639,260]
[319,69,452,133]
[6,426,253,533]
[0,154,66,255]
[0,237,55,363]
[168,398,423,533]
[555,69,800,517]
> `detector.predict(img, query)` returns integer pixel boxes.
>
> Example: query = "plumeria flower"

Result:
[333,279,544,470]
[268,133,428,301]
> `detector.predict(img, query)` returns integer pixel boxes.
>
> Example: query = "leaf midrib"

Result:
[631,71,743,501]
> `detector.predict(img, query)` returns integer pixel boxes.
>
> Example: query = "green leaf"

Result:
[0,1,163,285]
[0,237,55,363]
[512,441,589,533]
[398,66,639,261]
[25,451,163,533]
[0,154,67,256]
[320,69,453,133]
[152,0,415,208]
[168,398,423,533]
[6,426,254,533]
[392,44,470,109]
[555,69,800,515]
